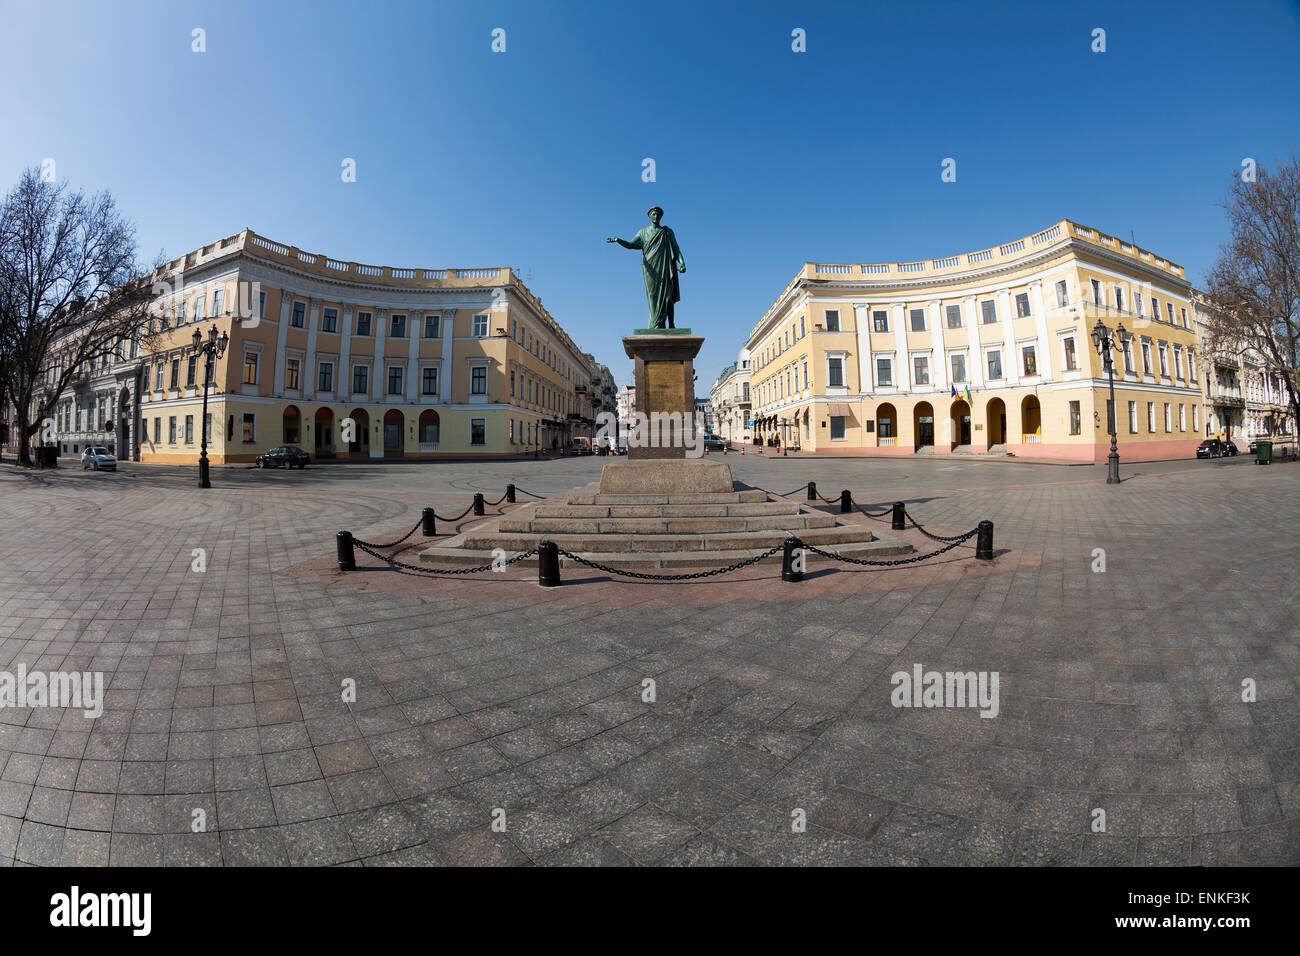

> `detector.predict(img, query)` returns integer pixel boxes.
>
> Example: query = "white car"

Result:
[81,447,117,471]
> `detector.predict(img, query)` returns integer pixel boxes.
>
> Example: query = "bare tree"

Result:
[1203,154,1300,440]
[0,167,159,465]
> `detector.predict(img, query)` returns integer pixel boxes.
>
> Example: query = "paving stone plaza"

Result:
[0,453,1295,866]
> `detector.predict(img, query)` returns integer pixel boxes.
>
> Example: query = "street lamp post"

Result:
[1090,318,1132,485]
[191,324,229,489]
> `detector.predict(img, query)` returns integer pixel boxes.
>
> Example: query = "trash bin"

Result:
[1255,440,1272,465]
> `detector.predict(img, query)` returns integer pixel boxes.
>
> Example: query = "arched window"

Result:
[419,409,440,444]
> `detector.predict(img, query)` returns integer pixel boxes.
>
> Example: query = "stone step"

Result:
[533,501,803,518]
[458,523,874,553]
[567,490,767,505]
[497,513,838,535]
[420,535,911,568]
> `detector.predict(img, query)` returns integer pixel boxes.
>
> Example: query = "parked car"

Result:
[255,446,310,469]
[1248,439,1259,455]
[1195,439,1235,459]
[702,434,727,452]
[570,437,593,455]
[81,447,117,471]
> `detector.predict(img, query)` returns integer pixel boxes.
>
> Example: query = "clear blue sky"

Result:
[3,0,1298,385]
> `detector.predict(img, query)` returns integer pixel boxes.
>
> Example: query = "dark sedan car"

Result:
[255,446,311,469]
[702,434,727,452]
[1195,439,1236,459]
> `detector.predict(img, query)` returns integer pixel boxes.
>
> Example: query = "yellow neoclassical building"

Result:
[747,219,1203,461]
[133,230,602,463]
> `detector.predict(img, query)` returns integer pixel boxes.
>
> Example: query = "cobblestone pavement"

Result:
[0,453,1296,866]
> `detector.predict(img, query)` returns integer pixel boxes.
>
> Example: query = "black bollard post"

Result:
[537,540,561,587]
[506,484,516,504]
[891,501,906,531]
[976,520,994,560]
[336,531,356,571]
[781,537,804,583]
[422,507,436,537]
[473,493,485,516]
[840,489,852,513]
[807,481,816,502]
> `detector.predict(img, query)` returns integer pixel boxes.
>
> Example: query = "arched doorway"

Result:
[914,401,934,449]
[951,400,971,448]
[419,409,440,447]
[283,405,301,444]
[314,407,335,458]
[876,402,897,447]
[1021,395,1041,444]
[348,409,369,458]
[383,409,404,458]
[987,397,1006,446]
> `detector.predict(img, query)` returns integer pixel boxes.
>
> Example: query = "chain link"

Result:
[354,540,539,575]
[903,509,972,542]
[512,487,547,499]
[804,530,976,566]
[556,545,783,580]
[352,519,422,550]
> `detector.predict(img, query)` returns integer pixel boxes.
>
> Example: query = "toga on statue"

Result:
[606,206,686,329]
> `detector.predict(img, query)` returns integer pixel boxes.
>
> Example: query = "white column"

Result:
[305,298,320,400]
[854,303,873,392]
[273,290,293,394]
[441,310,455,400]
[964,295,983,388]
[995,289,1017,386]
[374,309,387,402]
[1002,290,1020,387]
[1030,279,1052,379]
[928,299,946,391]
[892,303,908,390]
[339,306,353,401]
[407,308,420,402]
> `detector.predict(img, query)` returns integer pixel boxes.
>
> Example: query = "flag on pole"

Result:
[950,384,957,398]
[965,384,972,403]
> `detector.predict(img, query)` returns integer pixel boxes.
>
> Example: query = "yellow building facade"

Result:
[136,230,600,463]
[747,220,1203,461]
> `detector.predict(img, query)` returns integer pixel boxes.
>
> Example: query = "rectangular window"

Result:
[799,316,805,338]
[473,314,488,337]
[1159,346,1168,377]
[1188,351,1197,383]
[388,367,403,395]
[355,311,372,336]
[509,419,515,443]
[1022,345,1037,376]
[876,358,892,386]
[422,367,439,395]
[945,304,962,328]
[1180,307,1188,328]
[318,362,333,392]
[1167,303,1175,323]
[1141,342,1152,375]
[141,366,150,393]
[1063,336,1077,372]
[509,370,515,397]
[951,353,967,383]
[389,314,406,338]
[259,290,267,319]
[1091,279,1101,305]
[830,416,846,440]
[177,300,186,324]
[1069,400,1081,435]
[824,310,840,332]
[1179,403,1186,431]
[243,352,258,385]
[1123,341,1134,373]
[1150,297,1159,322]
[1055,280,1068,308]
[184,415,194,444]
[878,415,893,438]
[352,365,367,394]
[471,366,487,394]
[193,295,204,321]
[1114,287,1124,312]
[872,311,888,332]
[186,355,198,387]
[424,315,440,338]
[1147,402,1155,432]
[1128,401,1137,434]
[1192,405,1199,431]
[1135,292,1143,316]
[242,413,255,442]
[1164,403,1171,432]
[827,357,844,387]
[910,309,926,332]
[153,418,161,444]
[801,357,808,389]
[1015,293,1031,318]
[986,350,1002,380]
[291,301,305,327]
[168,416,177,443]
[981,300,997,324]
[170,357,180,389]
[912,356,930,385]
[212,290,223,316]
[470,418,486,445]
[321,308,338,333]
[286,359,300,390]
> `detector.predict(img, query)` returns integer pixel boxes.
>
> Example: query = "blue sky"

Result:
[2,0,1298,385]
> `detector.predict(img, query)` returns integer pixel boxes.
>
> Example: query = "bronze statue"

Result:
[607,206,686,329]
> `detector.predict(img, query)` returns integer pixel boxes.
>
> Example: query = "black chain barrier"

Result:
[352,519,422,550]
[557,545,783,581]
[354,539,539,576]
[804,529,978,567]
[512,487,547,499]
[902,508,972,543]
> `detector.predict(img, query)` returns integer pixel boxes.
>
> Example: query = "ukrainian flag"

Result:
[964,384,972,403]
